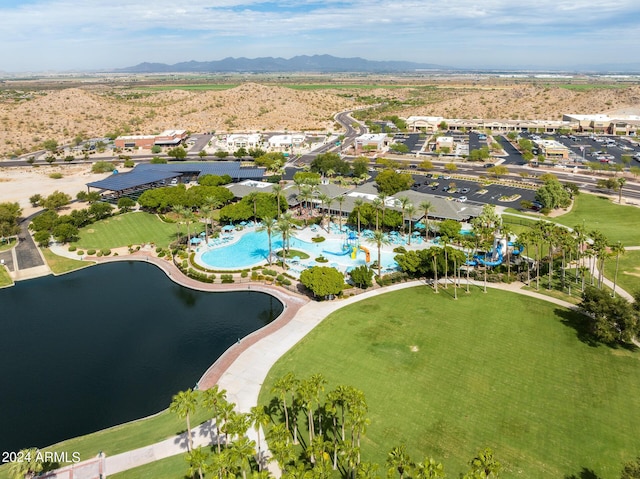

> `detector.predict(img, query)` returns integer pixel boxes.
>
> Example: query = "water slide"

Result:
[508,241,524,255]
[323,247,351,256]
[359,246,371,262]
[351,246,357,259]
[474,242,504,267]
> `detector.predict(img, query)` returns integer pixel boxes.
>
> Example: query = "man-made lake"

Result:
[0,261,283,452]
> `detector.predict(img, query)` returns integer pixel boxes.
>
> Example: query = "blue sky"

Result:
[1,0,640,72]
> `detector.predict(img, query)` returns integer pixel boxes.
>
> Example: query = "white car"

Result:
[458,196,468,202]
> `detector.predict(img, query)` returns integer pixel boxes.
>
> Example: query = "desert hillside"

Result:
[1,81,639,158]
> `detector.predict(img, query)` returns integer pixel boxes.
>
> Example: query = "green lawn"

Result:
[551,194,640,244]
[0,237,16,252]
[603,249,640,298]
[73,212,184,250]
[110,453,193,479]
[41,247,92,274]
[0,265,13,288]
[258,287,640,479]
[0,408,215,479]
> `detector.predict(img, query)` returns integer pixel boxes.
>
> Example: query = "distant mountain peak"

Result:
[116,55,453,73]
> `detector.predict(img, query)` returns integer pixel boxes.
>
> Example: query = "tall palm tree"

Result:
[398,196,410,234]
[419,200,433,239]
[318,193,331,232]
[377,193,388,226]
[336,195,346,230]
[230,436,256,479]
[258,216,277,265]
[354,198,364,234]
[427,246,441,293]
[272,372,298,443]
[201,385,228,453]
[246,192,259,224]
[298,185,313,215]
[271,183,283,218]
[276,213,296,269]
[617,176,626,204]
[170,388,199,452]
[367,230,391,277]
[186,446,210,479]
[405,204,416,245]
[8,448,43,479]
[372,197,383,231]
[199,204,212,243]
[249,405,270,469]
[611,241,625,298]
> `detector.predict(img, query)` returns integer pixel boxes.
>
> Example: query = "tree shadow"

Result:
[565,466,603,479]
[556,308,638,351]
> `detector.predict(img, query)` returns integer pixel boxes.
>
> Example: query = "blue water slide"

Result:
[508,241,524,255]
[474,243,504,267]
[322,248,351,256]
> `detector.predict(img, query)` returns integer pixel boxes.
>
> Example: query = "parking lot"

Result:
[410,174,537,208]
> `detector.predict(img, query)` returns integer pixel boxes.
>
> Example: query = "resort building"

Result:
[354,133,389,154]
[114,130,188,149]
[86,162,265,201]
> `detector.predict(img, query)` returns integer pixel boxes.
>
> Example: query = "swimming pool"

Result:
[198,230,399,272]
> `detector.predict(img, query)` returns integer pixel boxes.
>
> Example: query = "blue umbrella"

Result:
[222,224,235,231]
[414,222,425,229]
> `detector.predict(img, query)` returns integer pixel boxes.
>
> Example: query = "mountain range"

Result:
[116,54,452,73]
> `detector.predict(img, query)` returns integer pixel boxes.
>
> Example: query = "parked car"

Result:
[460,187,470,194]
[458,196,468,202]
[442,186,450,192]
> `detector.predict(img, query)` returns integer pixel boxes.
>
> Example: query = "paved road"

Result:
[15,217,44,269]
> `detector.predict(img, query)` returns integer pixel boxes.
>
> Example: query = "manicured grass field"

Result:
[110,453,193,479]
[551,194,640,244]
[0,408,215,479]
[0,265,13,288]
[73,212,182,250]
[258,287,640,479]
[41,247,91,274]
[603,249,640,298]
[0,237,16,252]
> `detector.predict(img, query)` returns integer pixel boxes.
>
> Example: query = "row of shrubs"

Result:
[69,245,112,256]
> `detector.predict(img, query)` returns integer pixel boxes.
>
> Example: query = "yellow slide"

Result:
[359,246,370,262]
[351,246,357,259]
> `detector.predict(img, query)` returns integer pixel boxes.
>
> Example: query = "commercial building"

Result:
[354,133,389,154]
[533,139,569,161]
[267,134,306,149]
[224,134,262,150]
[114,129,188,149]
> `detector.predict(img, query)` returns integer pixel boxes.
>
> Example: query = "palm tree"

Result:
[405,204,416,245]
[246,192,260,224]
[201,385,228,453]
[272,372,298,443]
[398,196,410,234]
[386,445,411,479]
[199,204,212,243]
[8,448,43,479]
[367,230,391,277]
[318,193,331,231]
[258,216,277,265]
[276,213,296,270]
[298,185,313,216]
[618,176,626,204]
[249,405,270,470]
[271,183,283,218]
[500,223,515,281]
[467,448,501,478]
[336,195,346,230]
[230,436,256,479]
[372,197,383,231]
[427,246,440,293]
[170,388,199,452]
[377,193,388,227]
[186,446,210,479]
[611,241,625,298]
[354,198,364,234]
[419,200,433,239]
[414,457,446,479]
